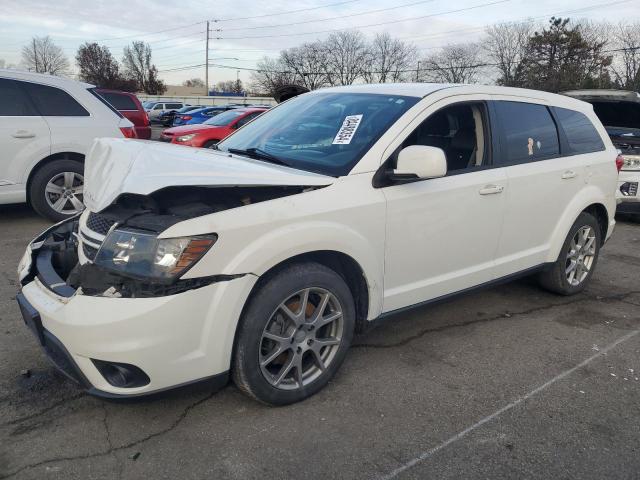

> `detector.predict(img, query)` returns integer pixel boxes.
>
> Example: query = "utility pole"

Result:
[205,20,210,96]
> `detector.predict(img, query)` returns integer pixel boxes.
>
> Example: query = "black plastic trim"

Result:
[36,249,76,297]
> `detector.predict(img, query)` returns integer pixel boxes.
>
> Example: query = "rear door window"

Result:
[0,79,38,116]
[166,103,183,109]
[554,107,605,154]
[98,92,138,111]
[493,101,559,165]
[22,82,89,116]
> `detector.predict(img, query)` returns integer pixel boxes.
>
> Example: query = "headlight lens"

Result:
[176,134,196,142]
[621,156,640,171]
[94,229,216,280]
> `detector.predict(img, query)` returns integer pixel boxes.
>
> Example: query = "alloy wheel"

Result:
[45,172,84,215]
[259,287,344,390]
[565,225,596,286]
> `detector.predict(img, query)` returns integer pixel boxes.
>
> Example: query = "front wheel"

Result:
[538,212,601,295]
[29,159,85,222]
[232,263,355,405]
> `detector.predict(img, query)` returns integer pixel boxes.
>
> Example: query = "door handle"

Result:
[561,170,577,179]
[479,184,504,195]
[12,130,35,139]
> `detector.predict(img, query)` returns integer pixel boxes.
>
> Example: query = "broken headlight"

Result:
[94,229,216,280]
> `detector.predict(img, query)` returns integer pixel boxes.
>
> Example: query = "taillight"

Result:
[182,115,192,121]
[616,154,624,172]
[143,112,150,126]
[120,126,137,139]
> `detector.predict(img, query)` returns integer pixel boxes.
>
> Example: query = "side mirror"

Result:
[394,145,447,180]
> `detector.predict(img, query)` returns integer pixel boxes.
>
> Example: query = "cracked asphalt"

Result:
[1,203,640,480]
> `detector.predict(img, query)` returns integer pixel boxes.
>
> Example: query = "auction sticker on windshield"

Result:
[333,114,363,145]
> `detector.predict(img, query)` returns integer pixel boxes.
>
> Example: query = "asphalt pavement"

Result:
[1,203,639,480]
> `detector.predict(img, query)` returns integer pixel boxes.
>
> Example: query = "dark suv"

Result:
[564,90,640,214]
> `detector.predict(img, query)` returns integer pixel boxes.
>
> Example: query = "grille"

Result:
[86,212,115,236]
[82,242,99,261]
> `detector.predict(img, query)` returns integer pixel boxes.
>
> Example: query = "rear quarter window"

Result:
[98,92,138,111]
[0,79,38,116]
[493,101,559,165]
[554,107,605,154]
[23,82,89,116]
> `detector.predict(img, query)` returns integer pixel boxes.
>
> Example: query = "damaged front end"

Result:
[21,184,314,299]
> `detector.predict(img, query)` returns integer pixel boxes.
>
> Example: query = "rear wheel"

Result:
[538,212,601,295]
[232,263,355,405]
[29,159,84,222]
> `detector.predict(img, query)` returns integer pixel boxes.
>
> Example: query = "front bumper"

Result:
[17,225,257,397]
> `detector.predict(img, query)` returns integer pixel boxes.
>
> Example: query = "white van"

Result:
[17,84,618,405]
[0,70,135,220]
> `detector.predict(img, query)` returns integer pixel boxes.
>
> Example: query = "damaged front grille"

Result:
[86,212,116,236]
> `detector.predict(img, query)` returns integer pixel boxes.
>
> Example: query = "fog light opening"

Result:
[91,359,150,388]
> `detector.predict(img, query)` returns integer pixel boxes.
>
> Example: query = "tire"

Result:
[29,159,85,222]
[232,262,355,405]
[203,140,219,149]
[537,212,601,295]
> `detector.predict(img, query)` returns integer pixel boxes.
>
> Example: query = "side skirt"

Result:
[365,263,553,330]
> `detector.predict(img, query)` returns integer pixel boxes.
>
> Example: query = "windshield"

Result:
[204,109,245,126]
[178,106,198,113]
[217,93,419,176]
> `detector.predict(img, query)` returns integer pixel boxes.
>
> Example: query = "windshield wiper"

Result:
[227,147,290,167]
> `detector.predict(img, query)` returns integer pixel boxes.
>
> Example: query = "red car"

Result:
[160,107,267,148]
[96,89,151,140]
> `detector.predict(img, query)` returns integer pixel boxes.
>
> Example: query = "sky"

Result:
[0,0,638,89]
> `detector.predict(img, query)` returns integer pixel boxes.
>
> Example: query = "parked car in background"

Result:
[159,105,203,127]
[161,107,267,147]
[563,90,640,215]
[145,101,187,122]
[18,84,617,405]
[0,69,135,221]
[172,105,240,126]
[96,89,151,139]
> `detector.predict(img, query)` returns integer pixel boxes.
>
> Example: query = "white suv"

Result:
[0,70,135,221]
[16,84,618,405]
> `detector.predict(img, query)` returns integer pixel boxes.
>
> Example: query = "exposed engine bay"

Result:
[23,185,317,299]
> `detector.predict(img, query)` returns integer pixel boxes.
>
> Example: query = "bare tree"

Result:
[611,21,640,90]
[420,43,484,83]
[484,22,533,86]
[183,78,206,88]
[22,36,69,75]
[281,43,329,90]
[322,31,369,86]
[250,56,298,96]
[362,33,417,83]
[122,41,166,94]
[215,79,244,94]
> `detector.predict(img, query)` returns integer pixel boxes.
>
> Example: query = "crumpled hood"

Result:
[83,138,334,212]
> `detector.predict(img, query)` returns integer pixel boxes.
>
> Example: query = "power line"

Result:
[219,0,437,32]
[212,0,364,22]
[214,0,512,40]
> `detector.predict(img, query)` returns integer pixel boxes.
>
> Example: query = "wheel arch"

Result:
[241,250,371,334]
[25,152,85,204]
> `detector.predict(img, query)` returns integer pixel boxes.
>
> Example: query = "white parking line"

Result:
[380,328,640,480]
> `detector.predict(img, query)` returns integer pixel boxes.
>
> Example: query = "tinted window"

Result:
[153,104,164,110]
[400,102,488,173]
[204,109,247,126]
[166,103,183,109]
[590,101,640,129]
[554,107,604,154]
[22,82,89,116]
[235,111,262,128]
[494,101,559,165]
[98,92,138,110]
[0,79,37,116]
